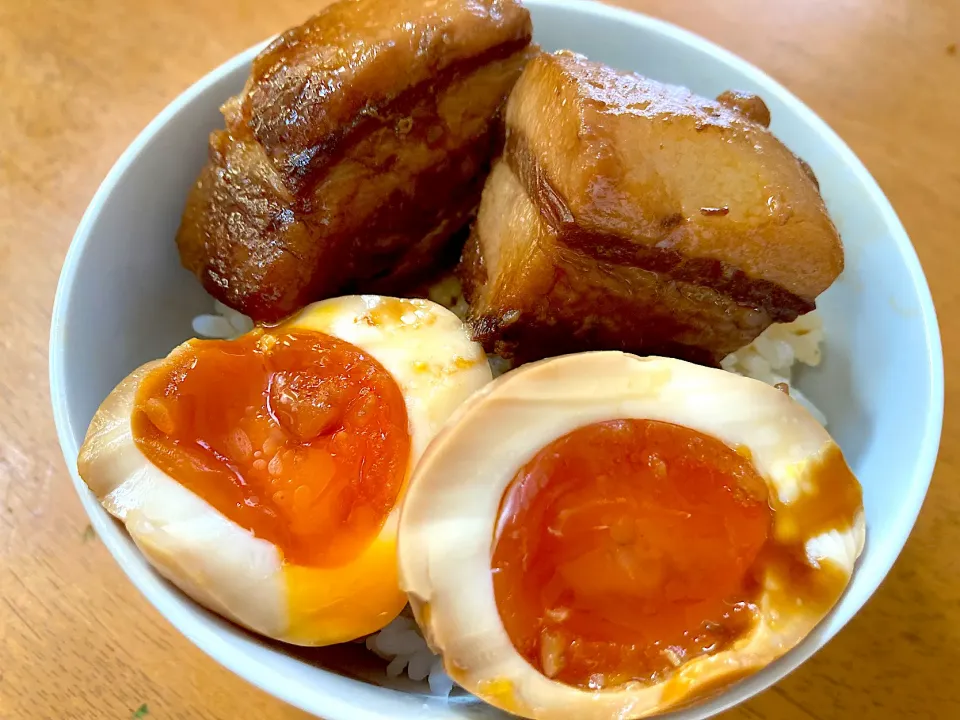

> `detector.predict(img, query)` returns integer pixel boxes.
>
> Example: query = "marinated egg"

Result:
[78,295,492,645]
[398,352,864,719]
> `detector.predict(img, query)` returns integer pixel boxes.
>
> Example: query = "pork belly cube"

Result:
[177,0,533,322]
[461,51,843,365]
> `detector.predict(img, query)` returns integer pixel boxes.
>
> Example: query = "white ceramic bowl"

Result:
[49,1,944,718]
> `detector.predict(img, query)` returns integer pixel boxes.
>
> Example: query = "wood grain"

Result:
[0,0,957,718]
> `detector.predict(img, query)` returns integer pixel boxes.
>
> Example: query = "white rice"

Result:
[426,274,470,322]
[190,284,828,692]
[720,310,827,426]
[364,609,454,696]
[191,300,254,339]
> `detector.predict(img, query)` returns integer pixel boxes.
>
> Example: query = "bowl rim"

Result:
[49,0,944,718]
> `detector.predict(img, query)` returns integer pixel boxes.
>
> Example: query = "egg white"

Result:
[397,352,865,719]
[78,295,492,645]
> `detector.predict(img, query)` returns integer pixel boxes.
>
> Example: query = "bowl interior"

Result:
[50,1,943,718]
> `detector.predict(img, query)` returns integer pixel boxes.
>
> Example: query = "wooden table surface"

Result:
[1,0,957,718]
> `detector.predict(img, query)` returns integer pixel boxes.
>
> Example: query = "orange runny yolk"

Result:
[491,419,772,689]
[131,329,410,567]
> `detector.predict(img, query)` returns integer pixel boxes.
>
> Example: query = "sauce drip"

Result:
[659,442,862,706]
[132,329,410,567]
[491,419,772,689]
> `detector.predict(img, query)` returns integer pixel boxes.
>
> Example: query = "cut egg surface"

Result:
[78,295,492,645]
[398,352,865,720]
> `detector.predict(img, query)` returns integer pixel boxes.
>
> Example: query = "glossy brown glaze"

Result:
[177,0,533,322]
[461,51,843,363]
[463,160,767,365]
[716,89,772,127]
[6,1,956,717]
[244,0,533,192]
[505,132,818,323]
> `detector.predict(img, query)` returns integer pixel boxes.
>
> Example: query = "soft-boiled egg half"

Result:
[78,295,492,645]
[398,352,864,719]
